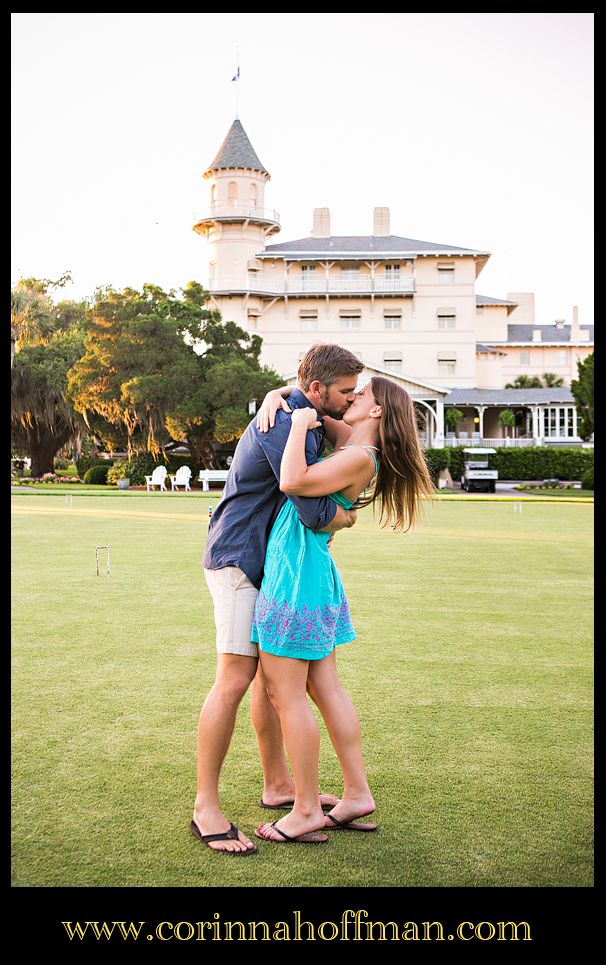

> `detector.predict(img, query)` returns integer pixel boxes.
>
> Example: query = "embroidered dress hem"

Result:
[257,633,355,661]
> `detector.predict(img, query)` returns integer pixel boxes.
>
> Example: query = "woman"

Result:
[252,376,434,844]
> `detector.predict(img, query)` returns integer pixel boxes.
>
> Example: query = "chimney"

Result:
[311,207,331,237]
[532,329,542,341]
[555,319,565,330]
[571,305,581,339]
[506,292,535,324]
[373,207,390,236]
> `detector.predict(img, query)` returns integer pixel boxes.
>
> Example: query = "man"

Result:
[192,344,365,853]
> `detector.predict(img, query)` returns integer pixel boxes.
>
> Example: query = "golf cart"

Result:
[461,447,498,493]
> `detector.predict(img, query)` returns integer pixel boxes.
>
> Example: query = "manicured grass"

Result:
[11,493,593,887]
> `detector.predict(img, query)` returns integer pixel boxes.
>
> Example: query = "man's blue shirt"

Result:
[202,388,338,589]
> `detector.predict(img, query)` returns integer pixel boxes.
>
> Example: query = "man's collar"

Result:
[289,387,313,409]
[289,387,325,433]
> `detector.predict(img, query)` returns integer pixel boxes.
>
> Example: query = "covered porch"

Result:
[442,388,585,448]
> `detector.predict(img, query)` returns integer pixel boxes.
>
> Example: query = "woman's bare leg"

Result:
[307,650,376,824]
[256,651,326,840]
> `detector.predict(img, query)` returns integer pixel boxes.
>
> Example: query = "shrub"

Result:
[445,446,593,482]
[83,464,110,485]
[423,448,450,486]
[76,455,107,477]
[581,467,594,491]
[105,452,166,486]
[107,460,130,484]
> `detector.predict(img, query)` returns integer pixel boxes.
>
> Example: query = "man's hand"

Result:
[318,505,357,534]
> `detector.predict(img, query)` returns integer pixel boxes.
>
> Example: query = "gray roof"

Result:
[205,119,269,175]
[445,387,575,405]
[488,324,594,345]
[476,343,505,355]
[259,235,488,257]
[476,295,518,306]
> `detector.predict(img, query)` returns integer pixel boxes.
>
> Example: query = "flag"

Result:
[231,66,240,81]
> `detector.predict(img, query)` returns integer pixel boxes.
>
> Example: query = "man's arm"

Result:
[254,414,340,531]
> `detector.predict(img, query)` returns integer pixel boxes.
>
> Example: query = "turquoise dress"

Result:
[250,449,379,661]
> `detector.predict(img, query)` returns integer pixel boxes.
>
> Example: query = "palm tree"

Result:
[541,372,564,387]
[11,285,53,367]
[498,409,516,439]
[505,374,543,389]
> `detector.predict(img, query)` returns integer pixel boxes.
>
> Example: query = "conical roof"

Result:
[205,119,269,175]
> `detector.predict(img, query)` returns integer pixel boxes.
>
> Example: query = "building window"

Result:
[519,350,530,364]
[384,314,402,329]
[557,349,569,366]
[383,352,403,371]
[340,316,361,329]
[227,181,238,205]
[249,183,257,206]
[301,265,316,291]
[437,310,456,329]
[542,407,574,437]
[437,351,456,375]
[437,262,455,283]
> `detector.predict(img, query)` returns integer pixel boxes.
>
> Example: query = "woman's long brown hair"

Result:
[355,376,435,531]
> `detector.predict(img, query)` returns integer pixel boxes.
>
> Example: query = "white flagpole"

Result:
[235,48,240,118]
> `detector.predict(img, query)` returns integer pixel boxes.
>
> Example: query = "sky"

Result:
[11,12,594,326]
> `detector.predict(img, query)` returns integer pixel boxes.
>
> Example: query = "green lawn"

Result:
[11,492,593,888]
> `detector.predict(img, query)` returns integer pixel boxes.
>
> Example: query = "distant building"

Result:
[193,119,593,447]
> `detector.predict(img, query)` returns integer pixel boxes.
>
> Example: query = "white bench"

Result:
[198,469,230,491]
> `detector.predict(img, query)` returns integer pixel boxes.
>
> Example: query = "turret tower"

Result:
[193,119,280,327]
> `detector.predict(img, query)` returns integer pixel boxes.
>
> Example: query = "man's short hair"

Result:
[297,343,364,390]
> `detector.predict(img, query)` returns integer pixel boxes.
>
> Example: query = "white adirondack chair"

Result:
[145,465,168,491]
[169,466,192,492]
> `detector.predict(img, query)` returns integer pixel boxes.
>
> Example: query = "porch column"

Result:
[572,406,578,438]
[478,405,485,438]
[434,399,445,448]
[532,405,540,442]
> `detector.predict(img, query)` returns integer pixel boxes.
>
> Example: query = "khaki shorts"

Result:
[203,566,259,658]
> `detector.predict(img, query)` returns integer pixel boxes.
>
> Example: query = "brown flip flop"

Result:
[325,813,378,832]
[259,798,337,812]
[254,820,329,844]
[190,820,257,855]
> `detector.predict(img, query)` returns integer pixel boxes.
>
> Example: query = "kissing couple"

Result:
[191,343,433,852]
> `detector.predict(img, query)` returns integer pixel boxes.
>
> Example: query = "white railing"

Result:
[444,437,538,447]
[208,274,415,294]
[194,204,281,224]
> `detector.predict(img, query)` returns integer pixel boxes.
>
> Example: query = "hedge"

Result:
[439,446,594,482]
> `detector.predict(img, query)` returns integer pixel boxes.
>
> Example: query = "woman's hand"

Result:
[256,388,292,433]
[290,407,322,431]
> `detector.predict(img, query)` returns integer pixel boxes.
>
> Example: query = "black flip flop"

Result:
[190,820,257,855]
[259,798,337,812]
[254,820,328,844]
[325,813,378,832]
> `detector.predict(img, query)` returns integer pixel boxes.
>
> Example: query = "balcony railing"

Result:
[444,437,540,447]
[208,274,415,295]
[194,203,281,225]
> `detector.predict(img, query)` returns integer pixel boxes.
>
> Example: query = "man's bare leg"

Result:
[193,654,258,852]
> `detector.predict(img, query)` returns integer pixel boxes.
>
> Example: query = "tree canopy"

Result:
[571,353,594,440]
[67,282,283,467]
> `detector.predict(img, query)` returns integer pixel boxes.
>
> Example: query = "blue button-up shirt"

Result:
[202,388,338,589]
